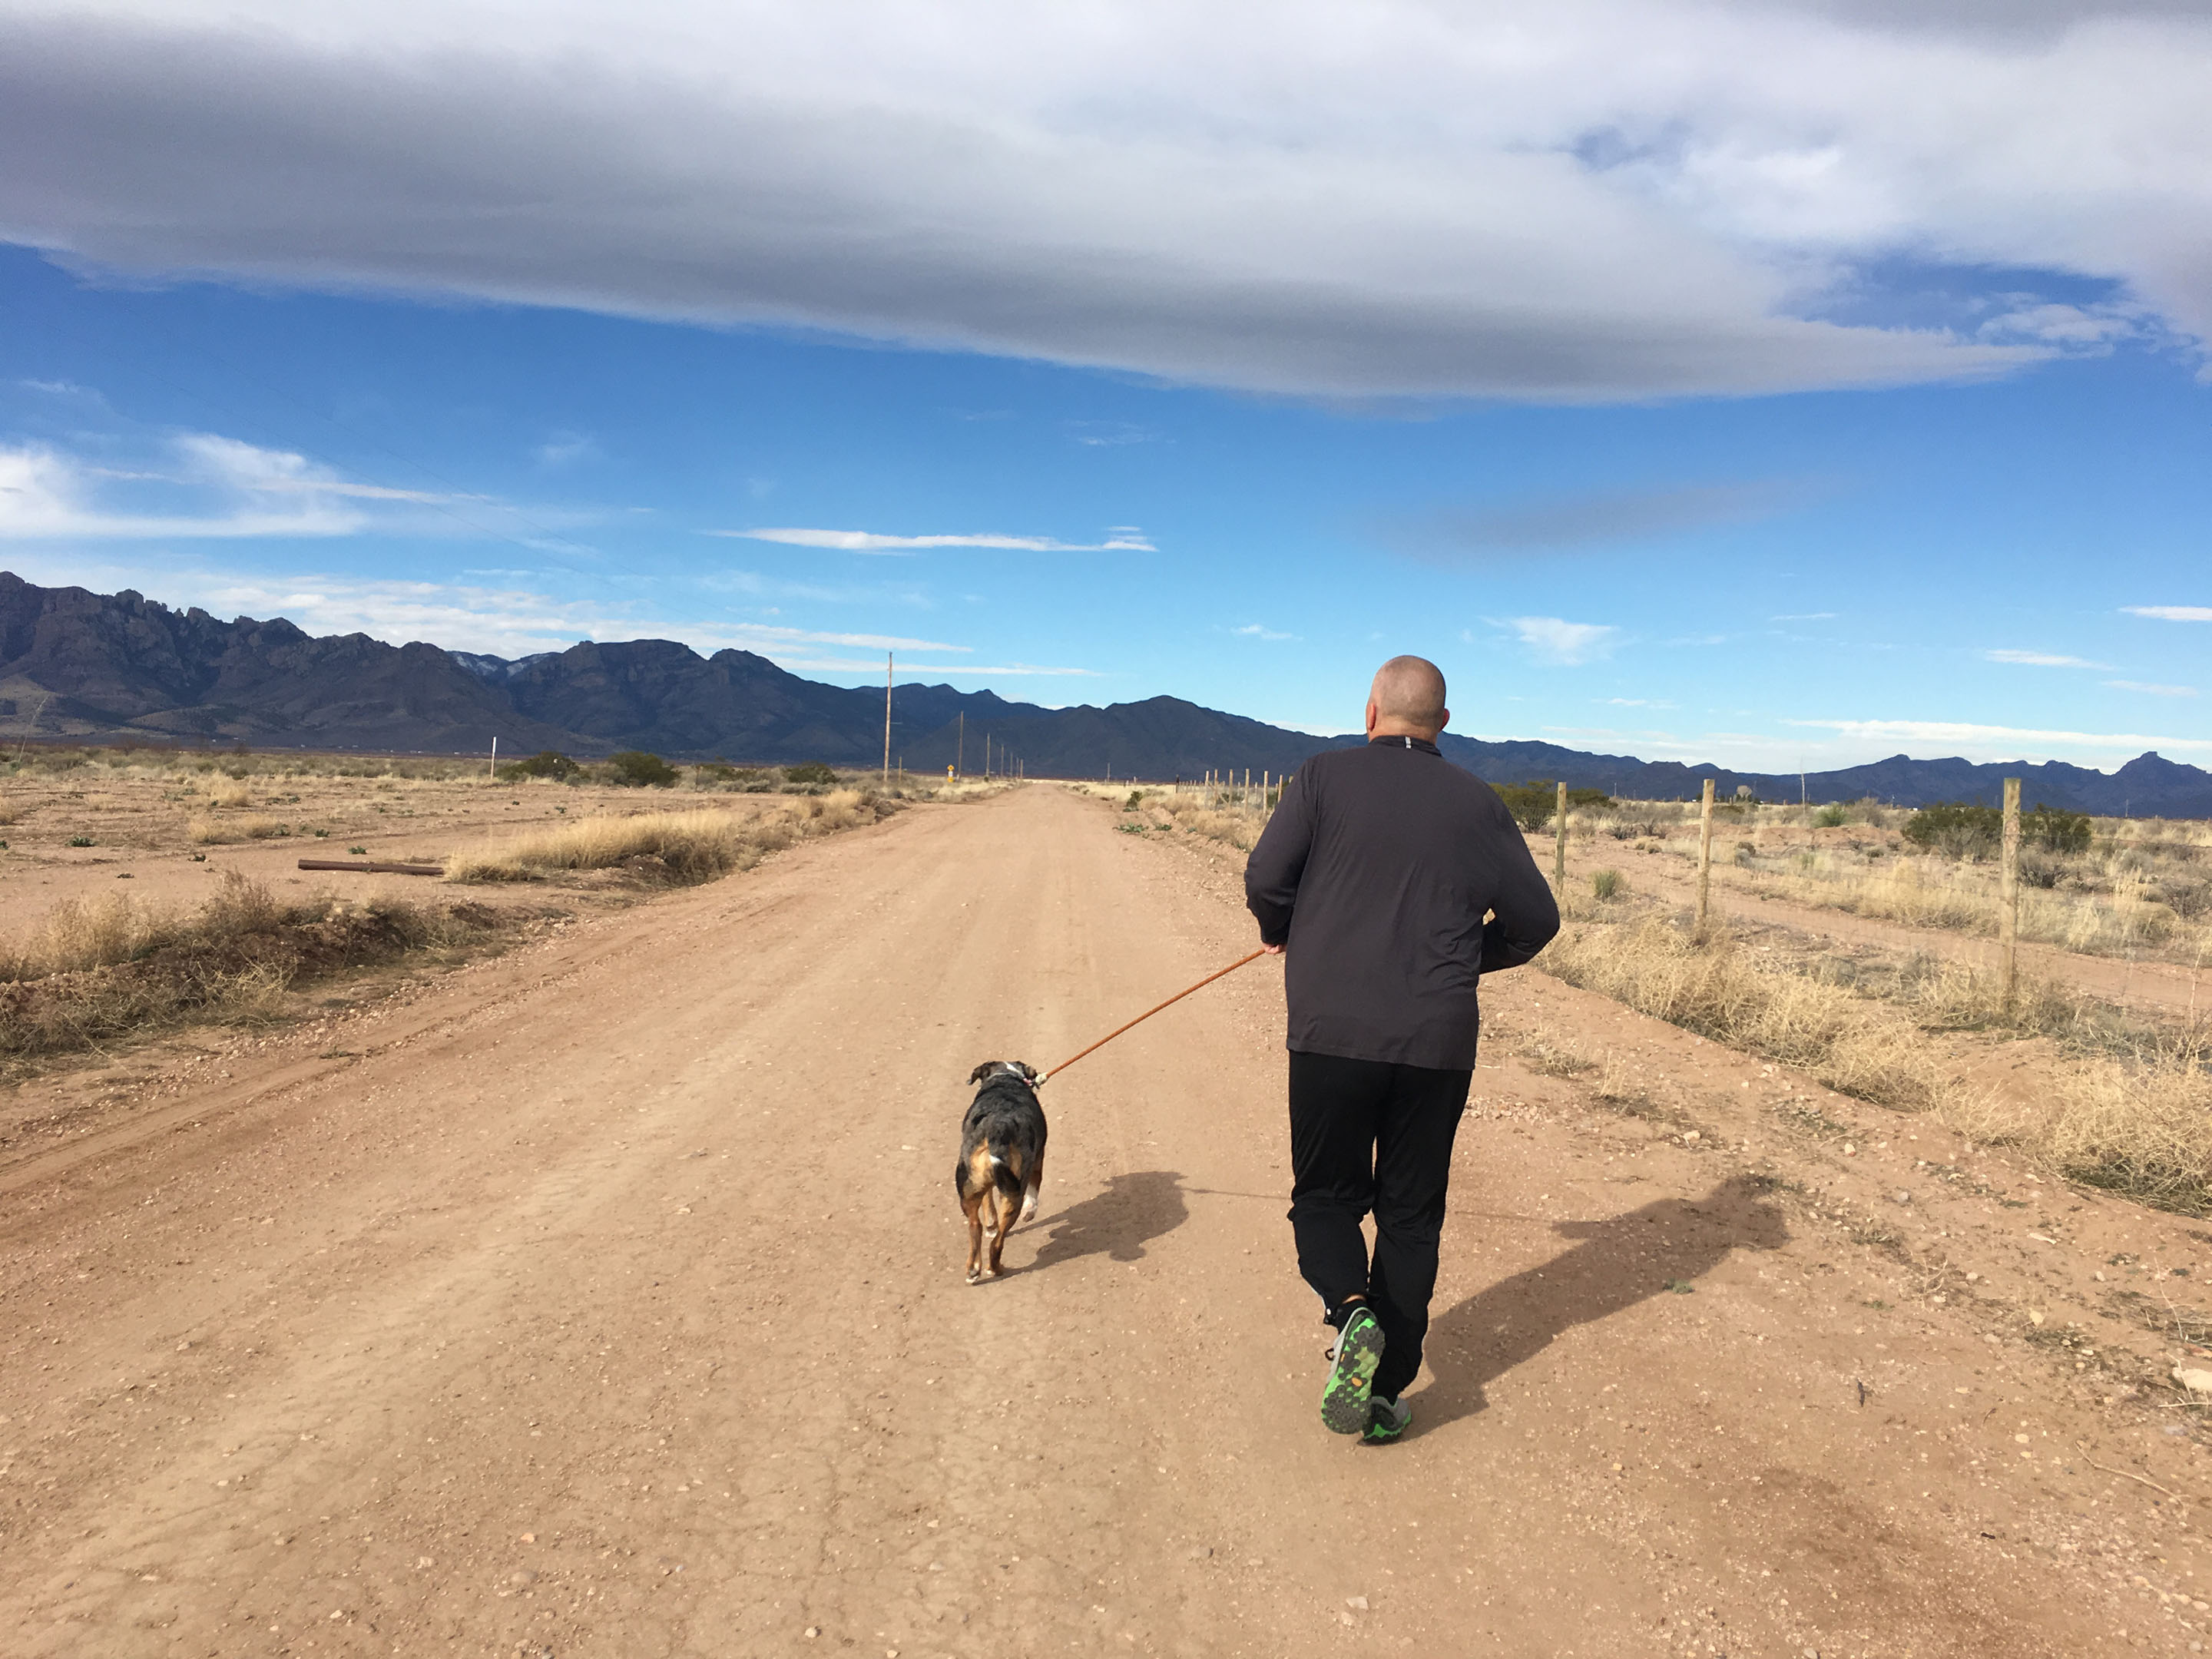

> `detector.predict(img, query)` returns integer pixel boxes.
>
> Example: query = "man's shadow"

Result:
[1027,1171,1187,1270]
[1418,1176,1790,1430]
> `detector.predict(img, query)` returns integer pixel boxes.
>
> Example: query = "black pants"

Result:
[1287,1049,1472,1402]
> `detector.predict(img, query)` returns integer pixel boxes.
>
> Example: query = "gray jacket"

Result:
[1244,737,1560,1070]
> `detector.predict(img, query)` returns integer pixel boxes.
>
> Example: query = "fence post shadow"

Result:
[1025,1169,1189,1272]
[1416,1175,1790,1432]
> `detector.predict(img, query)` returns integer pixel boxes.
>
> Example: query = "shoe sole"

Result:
[1320,1310,1384,1435]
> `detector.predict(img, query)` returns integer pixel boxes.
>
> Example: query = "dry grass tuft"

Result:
[1544,909,2212,1212]
[0,872,519,1062]
[446,791,891,884]
[1539,916,1940,1109]
[2,890,165,979]
[187,813,287,843]
[205,778,253,808]
[1944,1058,2212,1215]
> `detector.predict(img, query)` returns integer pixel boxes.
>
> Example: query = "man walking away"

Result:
[1245,656,1559,1443]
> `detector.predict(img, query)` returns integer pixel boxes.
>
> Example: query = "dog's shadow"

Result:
[1416,1175,1789,1431]
[1026,1170,1187,1272]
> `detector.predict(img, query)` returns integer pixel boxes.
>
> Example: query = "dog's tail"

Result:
[986,1145,1025,1204]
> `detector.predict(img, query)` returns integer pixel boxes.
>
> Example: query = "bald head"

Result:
[1366,655,1449,740]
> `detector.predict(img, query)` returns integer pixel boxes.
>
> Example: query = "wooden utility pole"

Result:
[957,712,964,778]
[489,734,498,780]
[882,652,893,786]
[1999,776,2022,1011]
[1554,780,1568,888]
[1695,777,1717,939]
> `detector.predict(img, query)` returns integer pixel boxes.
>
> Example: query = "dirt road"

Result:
[4,786,2207,1656]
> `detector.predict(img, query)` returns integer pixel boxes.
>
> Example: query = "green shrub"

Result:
[782,761,839,786]
[2025,804,2092,855]
[1124,790,1146,811]
[1493,780,1611,832]
[497,750,582,782]
[608,750,679,788]
[1591,868,1624,901]
[1903,802,2002,859]
[68,834,93,847]
[1904,800,2092,860]
[1811,803,1848,829]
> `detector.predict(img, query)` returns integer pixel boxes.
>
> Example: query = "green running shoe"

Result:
[1362,1394,1412,1445]
[1320,1306,1385,1435]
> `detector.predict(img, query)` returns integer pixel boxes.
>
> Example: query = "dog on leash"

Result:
[957,1061,1048,1283]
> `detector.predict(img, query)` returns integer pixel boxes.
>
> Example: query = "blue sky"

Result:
[2,2,2210,773]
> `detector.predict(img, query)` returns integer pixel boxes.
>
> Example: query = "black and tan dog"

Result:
[956,1061,1048,1283]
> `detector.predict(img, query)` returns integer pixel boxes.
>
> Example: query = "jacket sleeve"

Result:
[1478,795,1561,974]
[1243,769,1315,946]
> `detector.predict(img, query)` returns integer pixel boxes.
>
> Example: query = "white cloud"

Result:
[0,438,371,538]
[2124,604,2212,621]
[1769,611,1836,621]
[710,527,1155,554]
[1508,615,1621,665]
[1786,717,2212,757]
[1231,623,1297,641]
[0,432,505,540]
[2104,679,2198,697]
[535,430,601,469]
[21,1,2212,400]
[1983,647,2111,667]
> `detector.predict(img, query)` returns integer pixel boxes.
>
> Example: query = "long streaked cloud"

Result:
[0,432,501,540]
[15,2,2212,401]
[0,438,371,538]
[1983,647,2112,668]
[0,551,974,661]
[782,657,1099,677]
[1383,480,1805,560]
[2104,680,2198,697]
[709,527,1154,554]
[2124,604,2212,622]
[1786,717,2212,757]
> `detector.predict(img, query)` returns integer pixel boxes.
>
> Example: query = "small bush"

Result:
[783,761,839,787]
[2025,804,2092,855]
[1905,800,2093,859]
[1811,803,1848,829]
[1494,782,1555,832]
[1495,780,1611,832]
[1591,869,1624,901]
[68,834,93,847]
[498,750,582,782]
[607,750,679,788]
[1124,790,1146,811]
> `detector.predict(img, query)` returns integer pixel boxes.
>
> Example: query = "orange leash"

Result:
[1036,948,1270,1085]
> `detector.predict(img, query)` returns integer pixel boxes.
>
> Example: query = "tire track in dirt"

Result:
[0,787,2198,1655]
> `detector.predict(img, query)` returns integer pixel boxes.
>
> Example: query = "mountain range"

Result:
[5,573,2207,816]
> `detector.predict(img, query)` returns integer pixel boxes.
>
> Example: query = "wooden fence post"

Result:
[1554,780,1568,889]
[1696,777,1716,939]
[1999,776,2021,1010]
